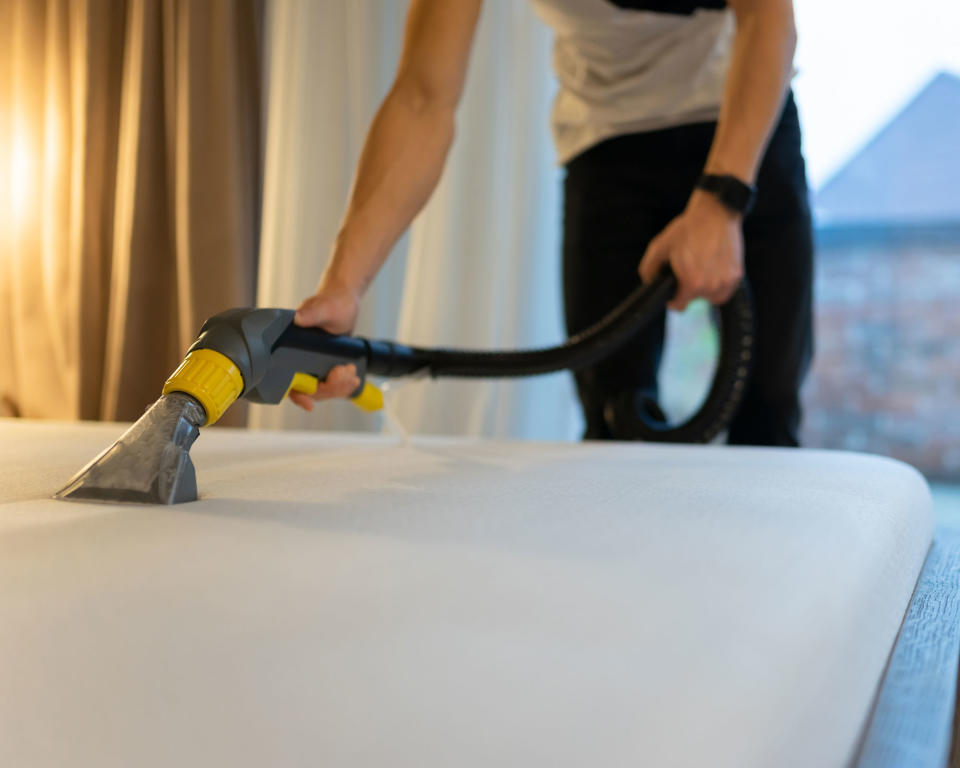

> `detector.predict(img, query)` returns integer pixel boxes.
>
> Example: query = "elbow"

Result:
[390,71,459,117]
[735,0,797,53]
[384,72,458,157]
[784,11,798,59]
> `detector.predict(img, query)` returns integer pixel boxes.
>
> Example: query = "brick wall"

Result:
[801,234,960,479]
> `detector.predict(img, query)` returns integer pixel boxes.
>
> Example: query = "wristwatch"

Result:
[695,173,757,216]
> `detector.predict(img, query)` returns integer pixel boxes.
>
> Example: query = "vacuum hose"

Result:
[58,270,755,507]
[174,268,754,444]
[361,269,754,443]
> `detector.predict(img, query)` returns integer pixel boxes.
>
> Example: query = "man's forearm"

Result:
[703,1,797,184]
[325,79,457,296]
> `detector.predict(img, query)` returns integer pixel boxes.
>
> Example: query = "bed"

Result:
[0,419,955,767]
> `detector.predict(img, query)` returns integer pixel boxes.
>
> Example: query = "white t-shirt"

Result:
[530,0,734,163]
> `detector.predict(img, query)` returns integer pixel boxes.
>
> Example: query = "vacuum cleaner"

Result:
[55,268,753,505]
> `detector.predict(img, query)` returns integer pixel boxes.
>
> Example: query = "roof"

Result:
[814,71,960,228]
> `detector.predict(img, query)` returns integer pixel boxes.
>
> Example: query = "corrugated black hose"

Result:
[363,269,753,443]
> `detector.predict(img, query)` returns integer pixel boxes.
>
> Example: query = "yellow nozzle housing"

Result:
[162,349,244,425]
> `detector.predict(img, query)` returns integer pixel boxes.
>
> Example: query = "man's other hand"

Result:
[289,276,362,411]
[638,189,745,311]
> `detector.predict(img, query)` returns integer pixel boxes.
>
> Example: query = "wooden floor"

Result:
[856,486,960,767]
[953,680,960,768]
[937,487,960,768]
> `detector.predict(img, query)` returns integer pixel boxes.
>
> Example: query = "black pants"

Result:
[563,93,814,446]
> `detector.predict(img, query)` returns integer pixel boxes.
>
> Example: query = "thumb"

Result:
[639,235,669,285]
[294,294,331,328]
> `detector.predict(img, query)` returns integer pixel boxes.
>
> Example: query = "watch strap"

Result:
[696,173,757,215]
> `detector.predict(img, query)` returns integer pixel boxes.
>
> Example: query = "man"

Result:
[290,0,813,447]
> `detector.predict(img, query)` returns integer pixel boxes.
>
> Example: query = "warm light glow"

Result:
[0,109,34,247]
[11,120,32,226]
[0,112,7,243]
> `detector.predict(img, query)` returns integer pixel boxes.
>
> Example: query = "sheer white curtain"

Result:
[254,0,581,441]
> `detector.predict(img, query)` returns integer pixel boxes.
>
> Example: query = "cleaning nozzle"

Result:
[55,393,206,505]
[56,307,391,504]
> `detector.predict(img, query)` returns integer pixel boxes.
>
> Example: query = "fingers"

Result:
[654,250,743,311]
[643,232,696,311]
[705,280,738,306]
[668,258,702,311]
[313,364,362,399]
[643,234,743,310]
[289,364,362,411]
[638,234,670,286]
[668,279,696,312]
[288,391,315,411]
[641,208,745,311]
[700,257,744,306]
[670,269,741,310]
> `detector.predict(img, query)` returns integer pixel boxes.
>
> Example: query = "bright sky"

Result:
[793,0,960,189]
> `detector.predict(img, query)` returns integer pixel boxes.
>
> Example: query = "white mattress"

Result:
[0,420,934,767]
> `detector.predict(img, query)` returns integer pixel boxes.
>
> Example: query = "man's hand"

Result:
[638,189,745,312]
[638,0,794,311]
[289,275,363,411]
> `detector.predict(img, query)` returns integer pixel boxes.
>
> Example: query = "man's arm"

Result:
[292,0,483,409]
[639,0,797,311]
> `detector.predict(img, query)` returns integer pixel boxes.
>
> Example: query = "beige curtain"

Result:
[0,0,262,425]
